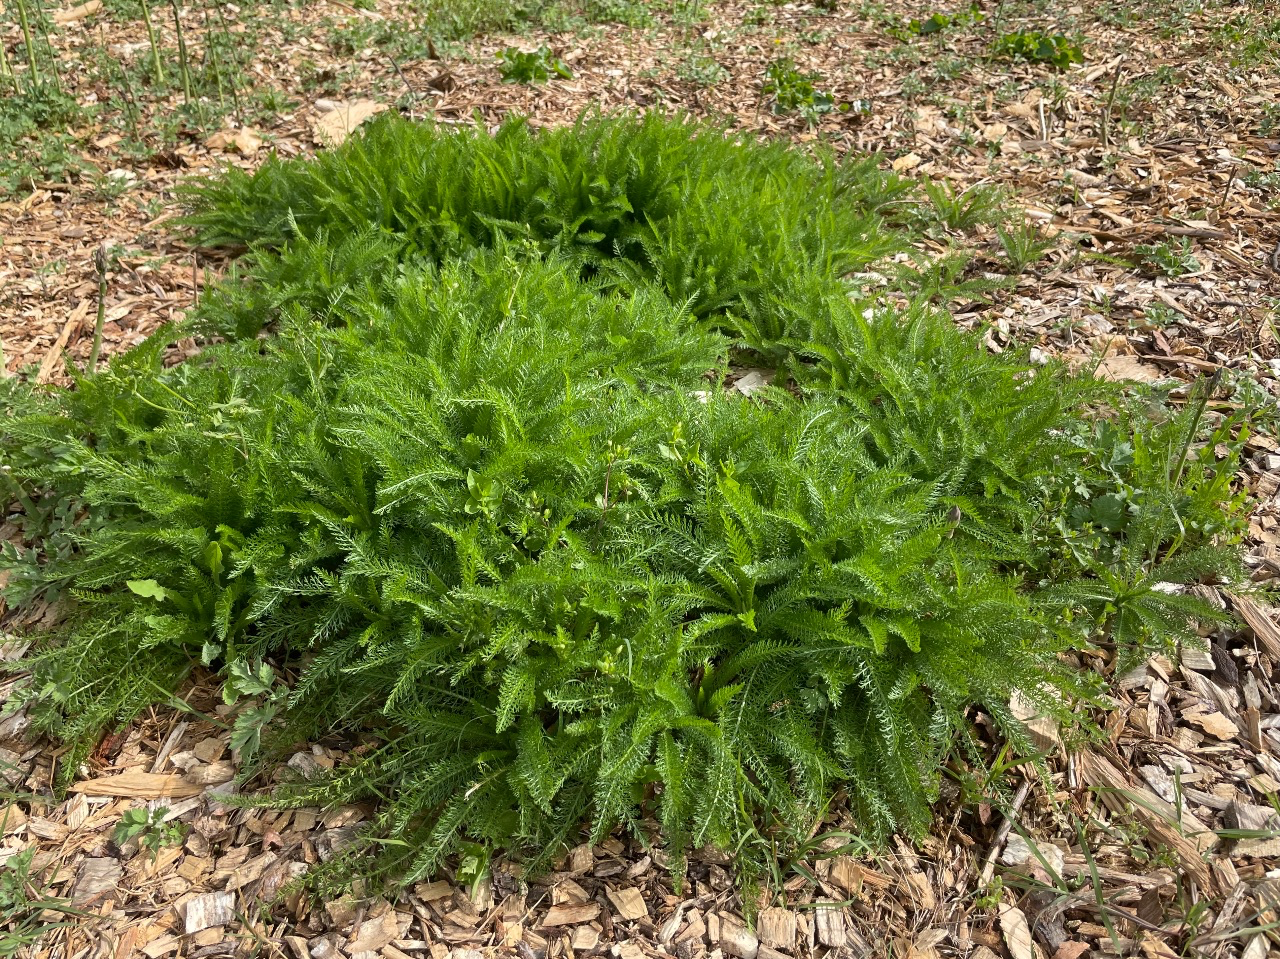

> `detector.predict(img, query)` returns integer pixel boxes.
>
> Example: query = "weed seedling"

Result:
[497,46,571,83]
[992,31,1084,69]
[114,807,187,858]
[921,179,1005,232]
[1135,238,1201,277]
[763,58,846,124]
[0,845,79,953]
[996,220,1056,273]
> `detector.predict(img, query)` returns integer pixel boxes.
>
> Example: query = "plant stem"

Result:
[1170,369,1222,489]
[1100,60,1123,149]
[169,0,191,103]
[89,246,108,374]
[139,0,166,85]
[211,3,244,121]
[114,53,142,140]
[14,0,41,89]
[0,38,14,89]
[29,0,62,93]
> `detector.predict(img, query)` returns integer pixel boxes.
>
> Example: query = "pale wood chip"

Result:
[52,0,101,22]
[814,899,847,948]
[312,100,388,147]
[68,771,202,799]
[999,904,1034,959]
[540,901,599,927]
[346,908,401,953]
[184,891,235,934]
[605,886,648,921]
[1183,704,1240,741]
[72,857,121,906]
[757,907,796,951]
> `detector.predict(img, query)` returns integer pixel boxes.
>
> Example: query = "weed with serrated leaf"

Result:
[1135,238,1201,278]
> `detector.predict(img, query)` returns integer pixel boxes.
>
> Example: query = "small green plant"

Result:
[996,220,1056,273]
[497,46,571,83]
[223,658,289,760]
[920,179,1005,232]
[113,806,187,858]
[973,874,1004,909]
[1134,238,1201,277]
[901,3,981,36]
[0,86,88,193]
[763,58,848,124]
[992,31,1084,69]
[454,842,492,899]
[1133,303,1179,329]
[0,846,79,954]
[676,53,728,87]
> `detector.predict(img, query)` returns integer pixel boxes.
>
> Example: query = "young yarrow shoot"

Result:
[1,113,1246,891]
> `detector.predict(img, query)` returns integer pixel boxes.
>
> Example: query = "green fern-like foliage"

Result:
[182,111,903,340]
[1,113,1249,890]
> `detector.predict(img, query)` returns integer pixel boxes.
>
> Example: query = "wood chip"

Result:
[1095,354,1166,383]
[312,100,387,147]
[184,891,235,934]
[1078,751,1217,886]
[1232,595,1280,659]
[346,907,401,953]
[605,886,647,921]
[710,913,758,959]
[540,901,600,927]
[757,908,796,951]
[52,0,101,22]
[814,899,846,948]
[1183,704,1240,741]
[68,771,202,799]
[999,904,1034,959]
[72,857,121,906]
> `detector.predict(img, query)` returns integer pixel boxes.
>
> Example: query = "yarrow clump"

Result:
[0,112,1246,891]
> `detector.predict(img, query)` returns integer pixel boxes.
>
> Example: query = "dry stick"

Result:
[1218,167,1237,211]
[386,54,418,104]
[88,246,108,374]
[191,252,200,307]
[1100,59,1123,150]
[979,778,1033,886]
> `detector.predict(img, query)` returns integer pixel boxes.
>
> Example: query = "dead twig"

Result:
[979,779,1033,886]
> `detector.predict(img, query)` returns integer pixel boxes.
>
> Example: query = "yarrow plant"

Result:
[0,112,1247,892]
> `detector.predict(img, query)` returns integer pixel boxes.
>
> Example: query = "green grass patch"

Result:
[0,112,1249,892]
